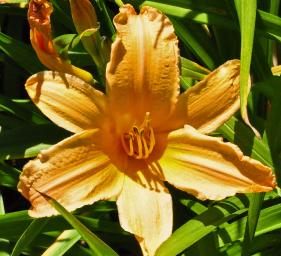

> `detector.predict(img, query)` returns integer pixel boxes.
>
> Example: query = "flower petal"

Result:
[165,60,241,134]
[159,125,276,200]
[25,71,106,133]
[117,173,172,256]
[18,129,124,217]
[106,4,179,129]
[28,0,94,83]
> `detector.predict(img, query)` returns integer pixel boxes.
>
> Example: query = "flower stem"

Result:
[115,0,124,7]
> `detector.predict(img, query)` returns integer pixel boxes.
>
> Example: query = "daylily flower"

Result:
[18,4,276,256]
[28,0,94,84]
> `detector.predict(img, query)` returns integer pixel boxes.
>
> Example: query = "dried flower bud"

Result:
[28,0,94,84]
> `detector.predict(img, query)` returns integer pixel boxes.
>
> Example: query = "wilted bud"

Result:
[28,0,94,84]
[69,0,108,77]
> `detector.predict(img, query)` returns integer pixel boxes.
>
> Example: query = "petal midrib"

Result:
[135,16,145,96]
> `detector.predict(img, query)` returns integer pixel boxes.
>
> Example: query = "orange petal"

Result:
[28,0,94,83]
[106,4,179,130]
[159,125,276,200]
[165,60,241,134]
[117,173,172,256]
[25,71,106,133]
[18,129,124,217]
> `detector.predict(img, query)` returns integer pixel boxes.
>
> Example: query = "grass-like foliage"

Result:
[0,0,281,255]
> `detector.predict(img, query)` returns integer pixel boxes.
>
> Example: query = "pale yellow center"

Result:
[121,112,155,159]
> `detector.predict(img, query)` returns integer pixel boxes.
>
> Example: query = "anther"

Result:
[140,130,149,159]
[121,133,134,156]
[121,112,155,159]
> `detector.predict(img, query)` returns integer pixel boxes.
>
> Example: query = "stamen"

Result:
[133,126,143,159]
[121,133,134,156]
[148,127,155,154]
[140,130,149,159]
[121,112,155,159]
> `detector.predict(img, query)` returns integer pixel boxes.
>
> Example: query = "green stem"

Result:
[115,0,124,7]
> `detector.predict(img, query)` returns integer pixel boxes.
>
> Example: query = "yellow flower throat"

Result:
[121,113,155,159]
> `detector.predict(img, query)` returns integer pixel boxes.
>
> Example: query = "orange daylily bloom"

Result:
[18,4,276,256]
[28,0,94,84]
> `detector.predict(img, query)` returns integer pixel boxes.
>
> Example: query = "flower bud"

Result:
[28,0,94,84]
[69,0,109,77]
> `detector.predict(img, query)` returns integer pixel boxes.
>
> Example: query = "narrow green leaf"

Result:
[219,116,273,167]
[50,0,74,31]
[11,218,48,256]
[241,193,265,256]
[170,18,216,69]
[155,196,249,256]
[41,230,81,256]
[180,77,193,90]
[188,233,219,256]
[0,96,47,124]
[0,211,32,238]
[0,162,20,188]
[142,0,281,43]
[0,32,43,74]
[181,57,210,74]
[0,114,26,130]
[0,191,9,256]
[96,0,115,37]
[0,0,28,3]
[141,1,234,29]
[236,0,257,132]
[0,124,69,160]
[217,202,281,245]
[41,193,119,256]
[253,76,281,184]
[181,57,210,80]
[179,199,207,215]
[0,191,5,215]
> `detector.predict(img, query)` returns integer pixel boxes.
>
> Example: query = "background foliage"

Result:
[0,0,281,255]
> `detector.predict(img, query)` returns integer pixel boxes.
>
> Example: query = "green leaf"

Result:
[253,76,281,184]
[0,96,47,124]
[241,193,265,256]
[96,0,115,37]
[0,162,20,188]
[0,192,9,256]
[141,0,281,43]
[0,211,32,239]
[155,196,249,256]
[180,77,194,90]
[41,230,81,256]
[11,218,49,256]
[0,0,28,4]
[141,1,234,29]
[40,193,119,256]
[50,0,74,31]
[0,192,4,215]
[71,29,99,49]
[0,32,43,74]
[0,124,69,160]
[236,0,258,133]
[181,57,210,80]
[0,113,26,130]
[219,116,273,167]
[169,18,216,70]
[217,201,281,245]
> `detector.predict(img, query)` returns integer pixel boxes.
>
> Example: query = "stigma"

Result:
[121,112,155,159]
